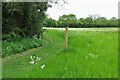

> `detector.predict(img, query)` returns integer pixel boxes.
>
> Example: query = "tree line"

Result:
[2,2,118,41]
[2,2,48,41]
[2,0,66,41]
[43,14,118,28]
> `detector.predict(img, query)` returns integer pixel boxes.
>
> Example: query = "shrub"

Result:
[2,35,42,57]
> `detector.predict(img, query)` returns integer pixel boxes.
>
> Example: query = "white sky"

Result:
[46,0,119,20]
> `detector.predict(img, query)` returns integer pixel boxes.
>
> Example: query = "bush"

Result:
[2,35,42,57]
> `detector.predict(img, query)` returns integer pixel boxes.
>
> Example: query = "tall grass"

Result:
[36,30,118,78]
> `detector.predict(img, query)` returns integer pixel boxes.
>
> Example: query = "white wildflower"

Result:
[36,59,39,62]
[65,68,67,70]
[30,56,34,60]
[33,56,36,58]
[38,9,40,12]
[41,64,46,69]
[31,58,33,61]
[30,60,34,64]
[89,53,91,56]
[35,57,39,61]
[38,57,41,61]
[34,35,37,37]
[36,57,39,59]
[95,55,98,57]
[30,56,33,59]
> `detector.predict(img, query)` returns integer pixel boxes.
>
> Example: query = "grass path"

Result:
[2,29,118,78]
[3,30,65,62]
[3,30,65,78]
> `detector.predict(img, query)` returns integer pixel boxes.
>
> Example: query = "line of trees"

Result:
[2,2,48,41]
[2,2,118,41]
[2,0,67,41]
[43,14,118,28]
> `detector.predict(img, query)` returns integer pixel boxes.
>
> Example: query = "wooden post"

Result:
[65,27,68,49]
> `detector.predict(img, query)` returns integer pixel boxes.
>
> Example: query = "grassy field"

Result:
[2,29,118,78]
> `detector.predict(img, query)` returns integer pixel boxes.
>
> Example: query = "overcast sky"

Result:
[46,0,119,20]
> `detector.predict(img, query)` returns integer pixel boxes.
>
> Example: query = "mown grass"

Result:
[2,29,118,78]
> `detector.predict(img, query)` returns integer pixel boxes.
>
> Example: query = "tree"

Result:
[110,17,117,20]
[43,14,118,28]
[109,17,118,27]
[2,2,48,40]
[94,17,108,27]
[43,18,57,27]
[58,14,77,27]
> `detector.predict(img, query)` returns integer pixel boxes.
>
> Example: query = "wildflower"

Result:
[30,56,33,59]
[89,53,91,56]
[31,58,33,61]
[95,55,98,57]
[30,60,34,64]
[34,35,37,37]
[65,68,67,70]
[30,56,34,61]
[86,56,88,58]
[38,9,40,12]
[36,59,39,62]
[36,57,39,59]
[41,64,46,69]
[38,57,41,61]
[33,56,36,58]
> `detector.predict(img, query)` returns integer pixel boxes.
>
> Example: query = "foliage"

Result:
[43,14,118,28]
[2,2,48,40]
[3,29,118,78]
[58,14,78,27]
[43,18,57,27]
[2,1,67,56]
[2,36,42,57]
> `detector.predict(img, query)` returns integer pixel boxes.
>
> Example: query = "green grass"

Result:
[2,29,118,78]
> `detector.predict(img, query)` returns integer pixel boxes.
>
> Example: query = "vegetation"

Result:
[2,1,66,56]
[2,2,48,57]
[2,35,42,57]
[3,29,118,78]
[2,1,118,78]
[2,0,67,40]
[2,2,48,38]
[43,14,118,28]
[2,2,118,57]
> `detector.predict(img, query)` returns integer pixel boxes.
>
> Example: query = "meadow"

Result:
[2,28,118,78]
